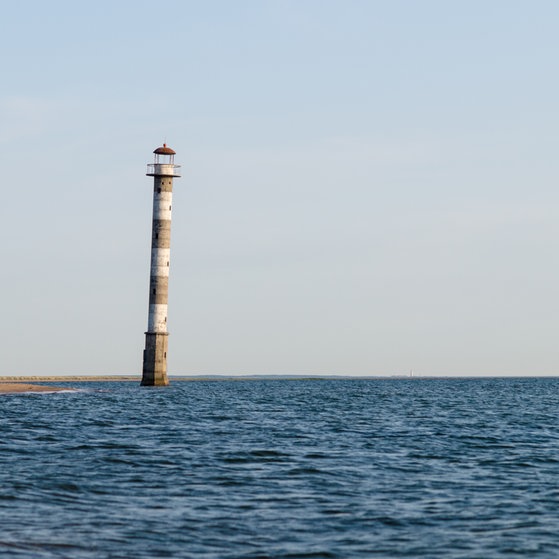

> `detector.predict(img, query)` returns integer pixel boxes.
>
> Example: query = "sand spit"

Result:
[0,383,71,394]
[0,376,140,383]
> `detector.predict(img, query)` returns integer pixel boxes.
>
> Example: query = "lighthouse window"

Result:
[153,288,156,294]
[169,205,172,210]
[157,188,161,193]
[155,233,159,239]
[167,261,169,266]
[164,352,167,358]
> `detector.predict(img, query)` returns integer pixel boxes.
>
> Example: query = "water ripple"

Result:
[3,378,559,557]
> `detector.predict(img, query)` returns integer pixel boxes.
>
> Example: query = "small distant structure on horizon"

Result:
[141,144,181,386]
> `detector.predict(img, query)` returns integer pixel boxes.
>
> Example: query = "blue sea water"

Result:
[2,378,559,558]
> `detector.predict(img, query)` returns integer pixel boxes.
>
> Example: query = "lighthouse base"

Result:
[141,332,169,386]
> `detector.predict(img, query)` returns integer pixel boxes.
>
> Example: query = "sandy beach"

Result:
[0,383,71,394]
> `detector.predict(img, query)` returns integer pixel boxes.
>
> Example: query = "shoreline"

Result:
[0,383,72,394]
[0,376,140,382]
[2,375,557,388]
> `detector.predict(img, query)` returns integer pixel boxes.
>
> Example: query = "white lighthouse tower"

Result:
[141,144,181,386]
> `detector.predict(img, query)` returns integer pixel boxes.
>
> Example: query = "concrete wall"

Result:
[142,173,175,386]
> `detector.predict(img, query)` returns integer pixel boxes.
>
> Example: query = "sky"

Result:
[2,0,559,376]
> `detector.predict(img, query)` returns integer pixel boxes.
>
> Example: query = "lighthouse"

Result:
[141,144,181,386]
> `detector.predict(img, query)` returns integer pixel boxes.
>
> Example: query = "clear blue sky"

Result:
[2,1,559,376]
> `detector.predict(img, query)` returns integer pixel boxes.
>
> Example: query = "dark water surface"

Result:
[2,378,559,558]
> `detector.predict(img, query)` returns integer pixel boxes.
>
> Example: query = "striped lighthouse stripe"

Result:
[147,177,173,334]
[150,248,171,277]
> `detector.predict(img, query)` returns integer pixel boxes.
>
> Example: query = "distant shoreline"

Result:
[0,374,414,383]
[0,376,141,382]
[0,375,399,382]
[0,375,415,387]
[2,374,558,384]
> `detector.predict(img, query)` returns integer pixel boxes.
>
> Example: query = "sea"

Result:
[2,377,559,558]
